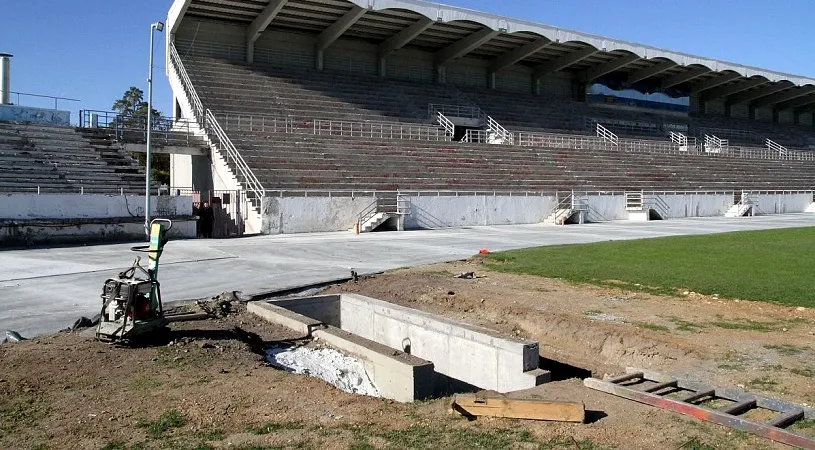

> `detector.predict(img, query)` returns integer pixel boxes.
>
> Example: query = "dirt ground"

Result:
[2,260,814,450]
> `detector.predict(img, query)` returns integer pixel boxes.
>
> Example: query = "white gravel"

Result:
[265,345,380,397]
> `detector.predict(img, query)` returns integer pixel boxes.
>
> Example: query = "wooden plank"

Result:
[584,377,815,448]
[452,393,585,423]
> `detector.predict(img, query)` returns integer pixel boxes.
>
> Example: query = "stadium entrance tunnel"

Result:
[247,294,551,402]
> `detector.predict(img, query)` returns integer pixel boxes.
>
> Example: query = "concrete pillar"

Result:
[315,49,324,71]
[378,57,386,78]
[533,76,541,96]
[434,64,446,84]
[397,215,405,231]
[688,92,703,116]
[488,72,496,90]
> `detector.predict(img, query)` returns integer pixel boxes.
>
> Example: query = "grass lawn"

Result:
[482,226,815,307]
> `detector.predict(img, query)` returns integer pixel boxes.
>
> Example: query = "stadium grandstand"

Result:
[164,0,815,233]
[4,0,815,242]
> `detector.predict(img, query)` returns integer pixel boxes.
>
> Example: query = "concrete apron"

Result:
[248,293,550,402]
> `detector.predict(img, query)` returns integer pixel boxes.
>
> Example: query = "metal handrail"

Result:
[169,44,203,121]
[313,119,448,141]
[596,123,619,146]
[644,193,671,217]
[204,108,265,203]
[357,198,379,226]
[487,116,514,144]
[436,112,454,139]
[7,91,80,110]
[766,139,788,157]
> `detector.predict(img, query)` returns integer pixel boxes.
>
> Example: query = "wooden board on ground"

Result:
[451,393,585,423]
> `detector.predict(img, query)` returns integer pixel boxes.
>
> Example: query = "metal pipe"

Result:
[0,53,12,105]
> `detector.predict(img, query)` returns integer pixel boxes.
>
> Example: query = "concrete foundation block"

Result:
[313,327,436,402]
[246,301,323,336]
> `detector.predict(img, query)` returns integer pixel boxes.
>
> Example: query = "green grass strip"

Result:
[482,227,815,307]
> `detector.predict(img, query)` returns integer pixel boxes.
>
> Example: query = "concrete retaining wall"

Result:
[0,105,70,126]
[337,294,547,393]
[405,195,555,229]
[0,194,192,220]
[752,192,813,215]
[586,194,627,222]
[248,300,436,402]
[252,191,814,234]
[261,195,376,234]
[657,193,732,218]
[0,219,196,246]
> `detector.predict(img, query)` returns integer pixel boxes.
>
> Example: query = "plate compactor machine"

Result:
[95,219,173,342]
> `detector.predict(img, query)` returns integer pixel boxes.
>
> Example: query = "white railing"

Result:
[596,123,619,146]
[314,119,449,141]
[669,131,687,146]
[169,44,203,121]
[204,109,265,206]
[487,116,514,144]
[436,112,455,139]
[218,113,298,134]
[704,134,729,153]
[625,192,644,210]
[766,139,788,157]
[644,193,671,218]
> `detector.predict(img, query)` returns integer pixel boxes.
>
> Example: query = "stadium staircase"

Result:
[169,45,265,233]
[0,121,151,194]
[724,191,757,217]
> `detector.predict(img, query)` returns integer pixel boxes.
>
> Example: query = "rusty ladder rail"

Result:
[584,368,815,448]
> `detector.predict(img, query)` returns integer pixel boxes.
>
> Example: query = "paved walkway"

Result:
[2,214,814,337]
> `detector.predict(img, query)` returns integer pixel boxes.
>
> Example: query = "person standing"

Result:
[200,202,214,238]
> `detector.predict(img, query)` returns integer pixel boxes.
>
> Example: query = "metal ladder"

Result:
[585,368,815,448]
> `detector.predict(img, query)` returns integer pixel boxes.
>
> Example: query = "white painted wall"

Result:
[405,195,555,229]
[752,192,813,215]
[654,193,732,218]
[261,195,377,234]
[585,194,627,221]
[0,194,192,220]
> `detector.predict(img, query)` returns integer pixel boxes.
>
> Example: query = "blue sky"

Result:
[2,0,812,122]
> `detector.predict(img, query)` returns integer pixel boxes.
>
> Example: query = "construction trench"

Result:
[249,293,549,403]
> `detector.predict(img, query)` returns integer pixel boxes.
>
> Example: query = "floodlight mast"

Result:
[145,21,165,237]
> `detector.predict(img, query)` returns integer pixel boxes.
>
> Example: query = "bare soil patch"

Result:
[1,261,813,449]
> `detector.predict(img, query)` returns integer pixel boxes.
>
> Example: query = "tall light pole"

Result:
[145,21,165,237]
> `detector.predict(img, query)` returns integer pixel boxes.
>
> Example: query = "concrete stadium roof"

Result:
[168,0,815,111]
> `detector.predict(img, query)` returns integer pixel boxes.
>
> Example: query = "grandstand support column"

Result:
[377,17,434,78]
[688,92,703,115]
[246,0,288,65]
[433,28,500,84]
[532,47,598,93]
[314,5,367,71]
[488,37,552,89]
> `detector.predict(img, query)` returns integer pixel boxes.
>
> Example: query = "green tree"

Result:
[111,86,170,185]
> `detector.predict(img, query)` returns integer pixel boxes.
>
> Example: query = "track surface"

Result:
[2,213,814,337]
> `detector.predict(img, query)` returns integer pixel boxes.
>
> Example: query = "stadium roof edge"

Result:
[167,0,815,89]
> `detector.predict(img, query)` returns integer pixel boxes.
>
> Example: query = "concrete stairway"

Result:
[725,203,754,217]
[0,122,154,194]
[352,212,391,233]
